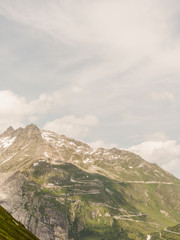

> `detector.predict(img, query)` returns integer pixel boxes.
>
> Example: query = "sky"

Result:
[0,0,180,178]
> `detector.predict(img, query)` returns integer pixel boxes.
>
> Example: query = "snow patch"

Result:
[90,150,96,154]
[69,142,76,146]
[76,149,82,153]
[42,134,52,142]
[83,158,90,164]
[103,152,110,156]
[58,143,65,147]
[41,131,55,142]
[84,151,90,155]
[0,136,16,148]
[57,140,65,147]
[41,131,66,148]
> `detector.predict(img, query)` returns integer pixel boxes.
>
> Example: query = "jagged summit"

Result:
[6,126,14,132]
[1,126,15,137]
[1,124,40,137]
[24,124,41,138]
[25,123,39,130]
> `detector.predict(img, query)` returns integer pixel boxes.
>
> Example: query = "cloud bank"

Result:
[0,90,64,131]
[127,134,180,178]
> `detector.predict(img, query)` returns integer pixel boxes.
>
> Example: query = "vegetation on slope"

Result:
[0,205,39,240]
[21,160,179,239]
[151,224,180,240]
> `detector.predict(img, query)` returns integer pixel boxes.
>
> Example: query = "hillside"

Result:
[0,205,39,240]
[150,224,180,240]
[0,124,179,240]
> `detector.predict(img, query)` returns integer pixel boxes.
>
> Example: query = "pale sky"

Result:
[0,0,180,178]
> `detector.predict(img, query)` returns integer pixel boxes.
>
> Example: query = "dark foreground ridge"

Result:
[0,205,39,240]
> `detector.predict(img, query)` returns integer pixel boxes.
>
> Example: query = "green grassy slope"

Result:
[19,160,180,240]
[151,224,180,240]
[0,205,39,240]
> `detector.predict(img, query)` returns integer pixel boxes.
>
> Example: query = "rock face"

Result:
[0,124,179,240]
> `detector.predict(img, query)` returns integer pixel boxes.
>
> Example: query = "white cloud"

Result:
[26,91,64,115]
[0,90,26,131]
[89,140,118,150]
[127,137,180,178]
[148,91,175,102]
[0,90,64,132]
[43,115,99,139]
[162,159,179,174]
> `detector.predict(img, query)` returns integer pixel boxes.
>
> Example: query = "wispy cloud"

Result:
[43,115,98,139]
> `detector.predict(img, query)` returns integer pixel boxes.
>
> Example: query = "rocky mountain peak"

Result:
[1,126,15,137]
[0,124,40,139]
[25,124,39,131]
[22,124,41,139]
[7,126,14,132]
[109,147,122,154]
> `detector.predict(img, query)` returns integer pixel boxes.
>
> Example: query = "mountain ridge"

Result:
[0,124,179,240]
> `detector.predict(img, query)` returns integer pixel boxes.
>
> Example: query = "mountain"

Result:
[0,124,179,240]
[0,204,39,240]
